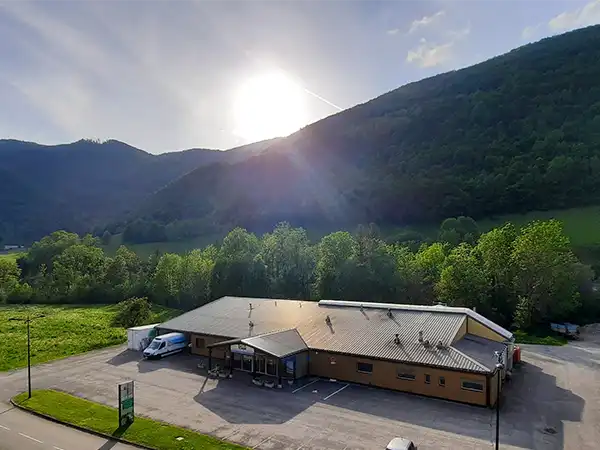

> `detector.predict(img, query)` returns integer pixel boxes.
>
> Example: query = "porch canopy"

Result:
[206,328,308,359]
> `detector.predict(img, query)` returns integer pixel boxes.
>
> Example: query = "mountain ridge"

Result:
[126,24,600,241]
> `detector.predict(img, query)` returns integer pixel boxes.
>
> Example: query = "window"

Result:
[439,376,446,387]
[425,374,431,384]
[195,338,205,349]
[159,341,166,349]
[461,380,484,392]
[356,362,373,374]
[266,358,277,376]
[397,372,416,381]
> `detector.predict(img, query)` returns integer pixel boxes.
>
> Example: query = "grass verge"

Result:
[13,390,246,450]
[513,330,568,346]
[0,304,180,371]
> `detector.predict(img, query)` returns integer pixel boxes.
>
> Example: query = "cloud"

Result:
[406,40,454,68]
[387,28,400,35]
[447,24,471,39]
[548,0,600,32]
[521,23,542,41]
[409,10,445,34]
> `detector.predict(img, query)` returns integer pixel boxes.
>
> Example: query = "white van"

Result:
[143,332,187,359]
[386,438,417,450]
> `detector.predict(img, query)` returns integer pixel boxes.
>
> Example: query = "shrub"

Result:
[113,297,152,328]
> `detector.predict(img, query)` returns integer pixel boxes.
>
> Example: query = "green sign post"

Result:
[118,380,135,427]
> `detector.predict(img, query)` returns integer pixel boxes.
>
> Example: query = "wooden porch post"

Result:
[208,348,212,370]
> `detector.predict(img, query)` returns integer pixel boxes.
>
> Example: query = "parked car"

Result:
[386,437,417,450]
[143,332,187,358]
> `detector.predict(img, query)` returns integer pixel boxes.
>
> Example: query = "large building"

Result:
[158,296,515,407]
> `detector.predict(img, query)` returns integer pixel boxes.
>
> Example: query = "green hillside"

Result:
[124,25,600,243]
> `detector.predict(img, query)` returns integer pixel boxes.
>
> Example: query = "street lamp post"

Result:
[494,350,504,450]
[9,314,44,399]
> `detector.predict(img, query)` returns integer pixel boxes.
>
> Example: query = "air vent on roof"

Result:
[436,302,447,307]
[325,315,332,326]
[387,308,393,318]
[249,320,254,328]
[418,330,424,343]
[423,339,431,347]
[360,304,364,311]
[436,340,446,349]
[249,302,253,310]
[275,301,277,306]
[299,301,302,308]
[472,306,476,312]
[394,334,401,345]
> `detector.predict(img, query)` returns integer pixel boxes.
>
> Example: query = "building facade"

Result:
[158,296,514,407]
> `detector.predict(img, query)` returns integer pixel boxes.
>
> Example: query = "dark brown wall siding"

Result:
[308,350,489,406]
[190,333,232,359]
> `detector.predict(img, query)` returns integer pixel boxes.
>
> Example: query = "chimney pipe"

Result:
[394,334,400,345]
[249,302,253,310]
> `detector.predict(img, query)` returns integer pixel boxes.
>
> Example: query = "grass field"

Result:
[13,390,246,450]
[105,205,600,258]
[0,251,25,262]
[0,304,179,371]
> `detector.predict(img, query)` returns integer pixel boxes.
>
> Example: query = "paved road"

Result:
[0,403,138,450]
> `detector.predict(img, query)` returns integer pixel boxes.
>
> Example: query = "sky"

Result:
[1,0,599,154]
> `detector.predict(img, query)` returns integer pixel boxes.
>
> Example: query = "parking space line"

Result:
[292,378,319,393]
[0,424,10,430]
[54,446,66,450]
[323,383,349,400]
[19,432,43,443]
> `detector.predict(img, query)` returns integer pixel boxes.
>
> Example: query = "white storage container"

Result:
[127,324,159,351]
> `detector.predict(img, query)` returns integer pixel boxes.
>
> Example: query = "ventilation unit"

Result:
[394,334,401,345]
[387,308,393,318]
[436,340,446,349]
[418,330,424,343]
[249,302,253,310]
[249,320,254,328]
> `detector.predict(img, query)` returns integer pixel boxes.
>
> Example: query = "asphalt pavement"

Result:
[0,403,138,450]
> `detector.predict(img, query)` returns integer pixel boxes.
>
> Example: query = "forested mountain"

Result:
[0,138,275,243]
[130,25,600,240]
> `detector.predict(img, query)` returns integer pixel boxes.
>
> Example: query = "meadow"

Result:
[0,304,179,371]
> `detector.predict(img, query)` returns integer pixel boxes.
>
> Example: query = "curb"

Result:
[10,398,153,450]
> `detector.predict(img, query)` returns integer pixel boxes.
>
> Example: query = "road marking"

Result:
[0,424,10,430]
[323,383,349,400]
[292,379,319,393]
[53,446,65,450]
[18,432,43,443]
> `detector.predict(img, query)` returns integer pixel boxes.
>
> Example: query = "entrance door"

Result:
[241,354,253,372]
[255,355,266,374]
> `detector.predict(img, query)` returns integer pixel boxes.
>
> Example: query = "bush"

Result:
[112,297,152,328]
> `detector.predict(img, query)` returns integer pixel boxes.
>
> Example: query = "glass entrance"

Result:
[255,355,266,374]
[241,355,253,372]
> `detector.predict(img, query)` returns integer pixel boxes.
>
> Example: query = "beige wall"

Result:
[191,333,233,359]
[452,317,468,343]
[467,317,505,342]
[309,350,489,406]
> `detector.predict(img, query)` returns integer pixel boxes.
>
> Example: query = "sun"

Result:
[233,71,308,142]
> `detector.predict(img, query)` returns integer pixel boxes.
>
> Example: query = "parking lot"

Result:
[1,336,599,450]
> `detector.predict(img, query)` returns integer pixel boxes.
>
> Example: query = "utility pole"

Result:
[494,350,504,450]
[9,314,45,399]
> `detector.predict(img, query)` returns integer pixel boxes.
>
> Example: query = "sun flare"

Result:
[233,71,308,142]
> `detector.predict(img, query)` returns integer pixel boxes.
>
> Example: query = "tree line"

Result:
[0,219,598,330]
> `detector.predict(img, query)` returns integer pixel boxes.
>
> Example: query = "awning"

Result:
[207,328,307,358]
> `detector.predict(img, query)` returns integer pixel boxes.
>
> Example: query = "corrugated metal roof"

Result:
[319,300,513,340]
[453,334,507,371]
[243,329,307,358]
[158,297,504,373]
